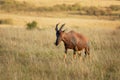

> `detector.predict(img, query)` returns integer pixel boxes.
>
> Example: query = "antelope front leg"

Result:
[73,47,78,60]
[78,51,82,61]
[64,49,67,62]
[73,50,76,59]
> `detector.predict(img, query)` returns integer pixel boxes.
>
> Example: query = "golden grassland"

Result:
[0,24,120,80]
[0,12,120,80]
[0,0,120,80]
[0,13,120,29]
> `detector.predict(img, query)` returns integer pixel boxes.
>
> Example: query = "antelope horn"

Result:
[59,23,65,31]
[55,23,59,31]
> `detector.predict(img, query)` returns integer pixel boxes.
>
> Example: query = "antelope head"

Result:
[55,23,66,46]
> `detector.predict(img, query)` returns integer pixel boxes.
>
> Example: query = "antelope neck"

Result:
[62,33,67,43]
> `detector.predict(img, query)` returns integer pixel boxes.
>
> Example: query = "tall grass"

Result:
[0,26,120,80]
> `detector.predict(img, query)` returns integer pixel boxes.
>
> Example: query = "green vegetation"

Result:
[26,21,38,30]
[0,26,120,80]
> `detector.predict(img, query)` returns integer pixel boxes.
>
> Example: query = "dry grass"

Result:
[0,0,120,19]
[0,13,120,28]
[16,0,120,7]
[0,24,120,80]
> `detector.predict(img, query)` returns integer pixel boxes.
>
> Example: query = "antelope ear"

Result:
[63,29,66,32]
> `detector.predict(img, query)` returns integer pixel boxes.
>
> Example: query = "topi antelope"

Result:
[55,23,90,62]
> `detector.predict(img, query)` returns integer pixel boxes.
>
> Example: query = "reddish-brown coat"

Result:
[55,23,90,61]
